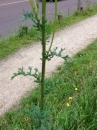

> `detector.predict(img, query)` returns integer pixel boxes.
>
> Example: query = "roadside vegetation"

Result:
[0,0,97,129]
[0,4,97,59]
[0,38,97,130]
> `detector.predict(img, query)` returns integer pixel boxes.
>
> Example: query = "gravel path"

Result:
[0,15,97,116]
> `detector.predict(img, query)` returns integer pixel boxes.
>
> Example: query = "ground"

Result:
[0,15,97,116]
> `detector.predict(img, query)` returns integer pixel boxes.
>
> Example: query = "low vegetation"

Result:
[0,38,97,130]
[0,1,97,129]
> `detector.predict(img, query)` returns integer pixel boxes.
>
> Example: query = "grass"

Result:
[0,3,97,130]
[0,5,97,59]
[0,28,38,59]
[0,38,97,129]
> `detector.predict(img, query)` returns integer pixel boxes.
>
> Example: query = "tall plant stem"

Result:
[40,0,46,111]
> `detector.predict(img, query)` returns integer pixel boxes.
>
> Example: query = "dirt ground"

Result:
[0,15,97,116]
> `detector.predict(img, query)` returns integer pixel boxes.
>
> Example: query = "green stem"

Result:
[40,0,46,111]
[47,0,57,53]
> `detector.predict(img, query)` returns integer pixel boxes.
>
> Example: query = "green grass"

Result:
[0,28,38,59]
[1,4,97,130]
[0,5,97,59]
[0,39,97,129]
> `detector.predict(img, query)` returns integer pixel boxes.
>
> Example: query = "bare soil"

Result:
[0,15,97,116]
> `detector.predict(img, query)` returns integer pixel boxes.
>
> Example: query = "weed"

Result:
[1,39,97,129]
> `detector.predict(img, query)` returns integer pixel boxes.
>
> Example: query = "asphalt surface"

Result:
[0,0,97,38]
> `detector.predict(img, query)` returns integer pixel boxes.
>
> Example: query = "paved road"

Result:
[0,0,97,38]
